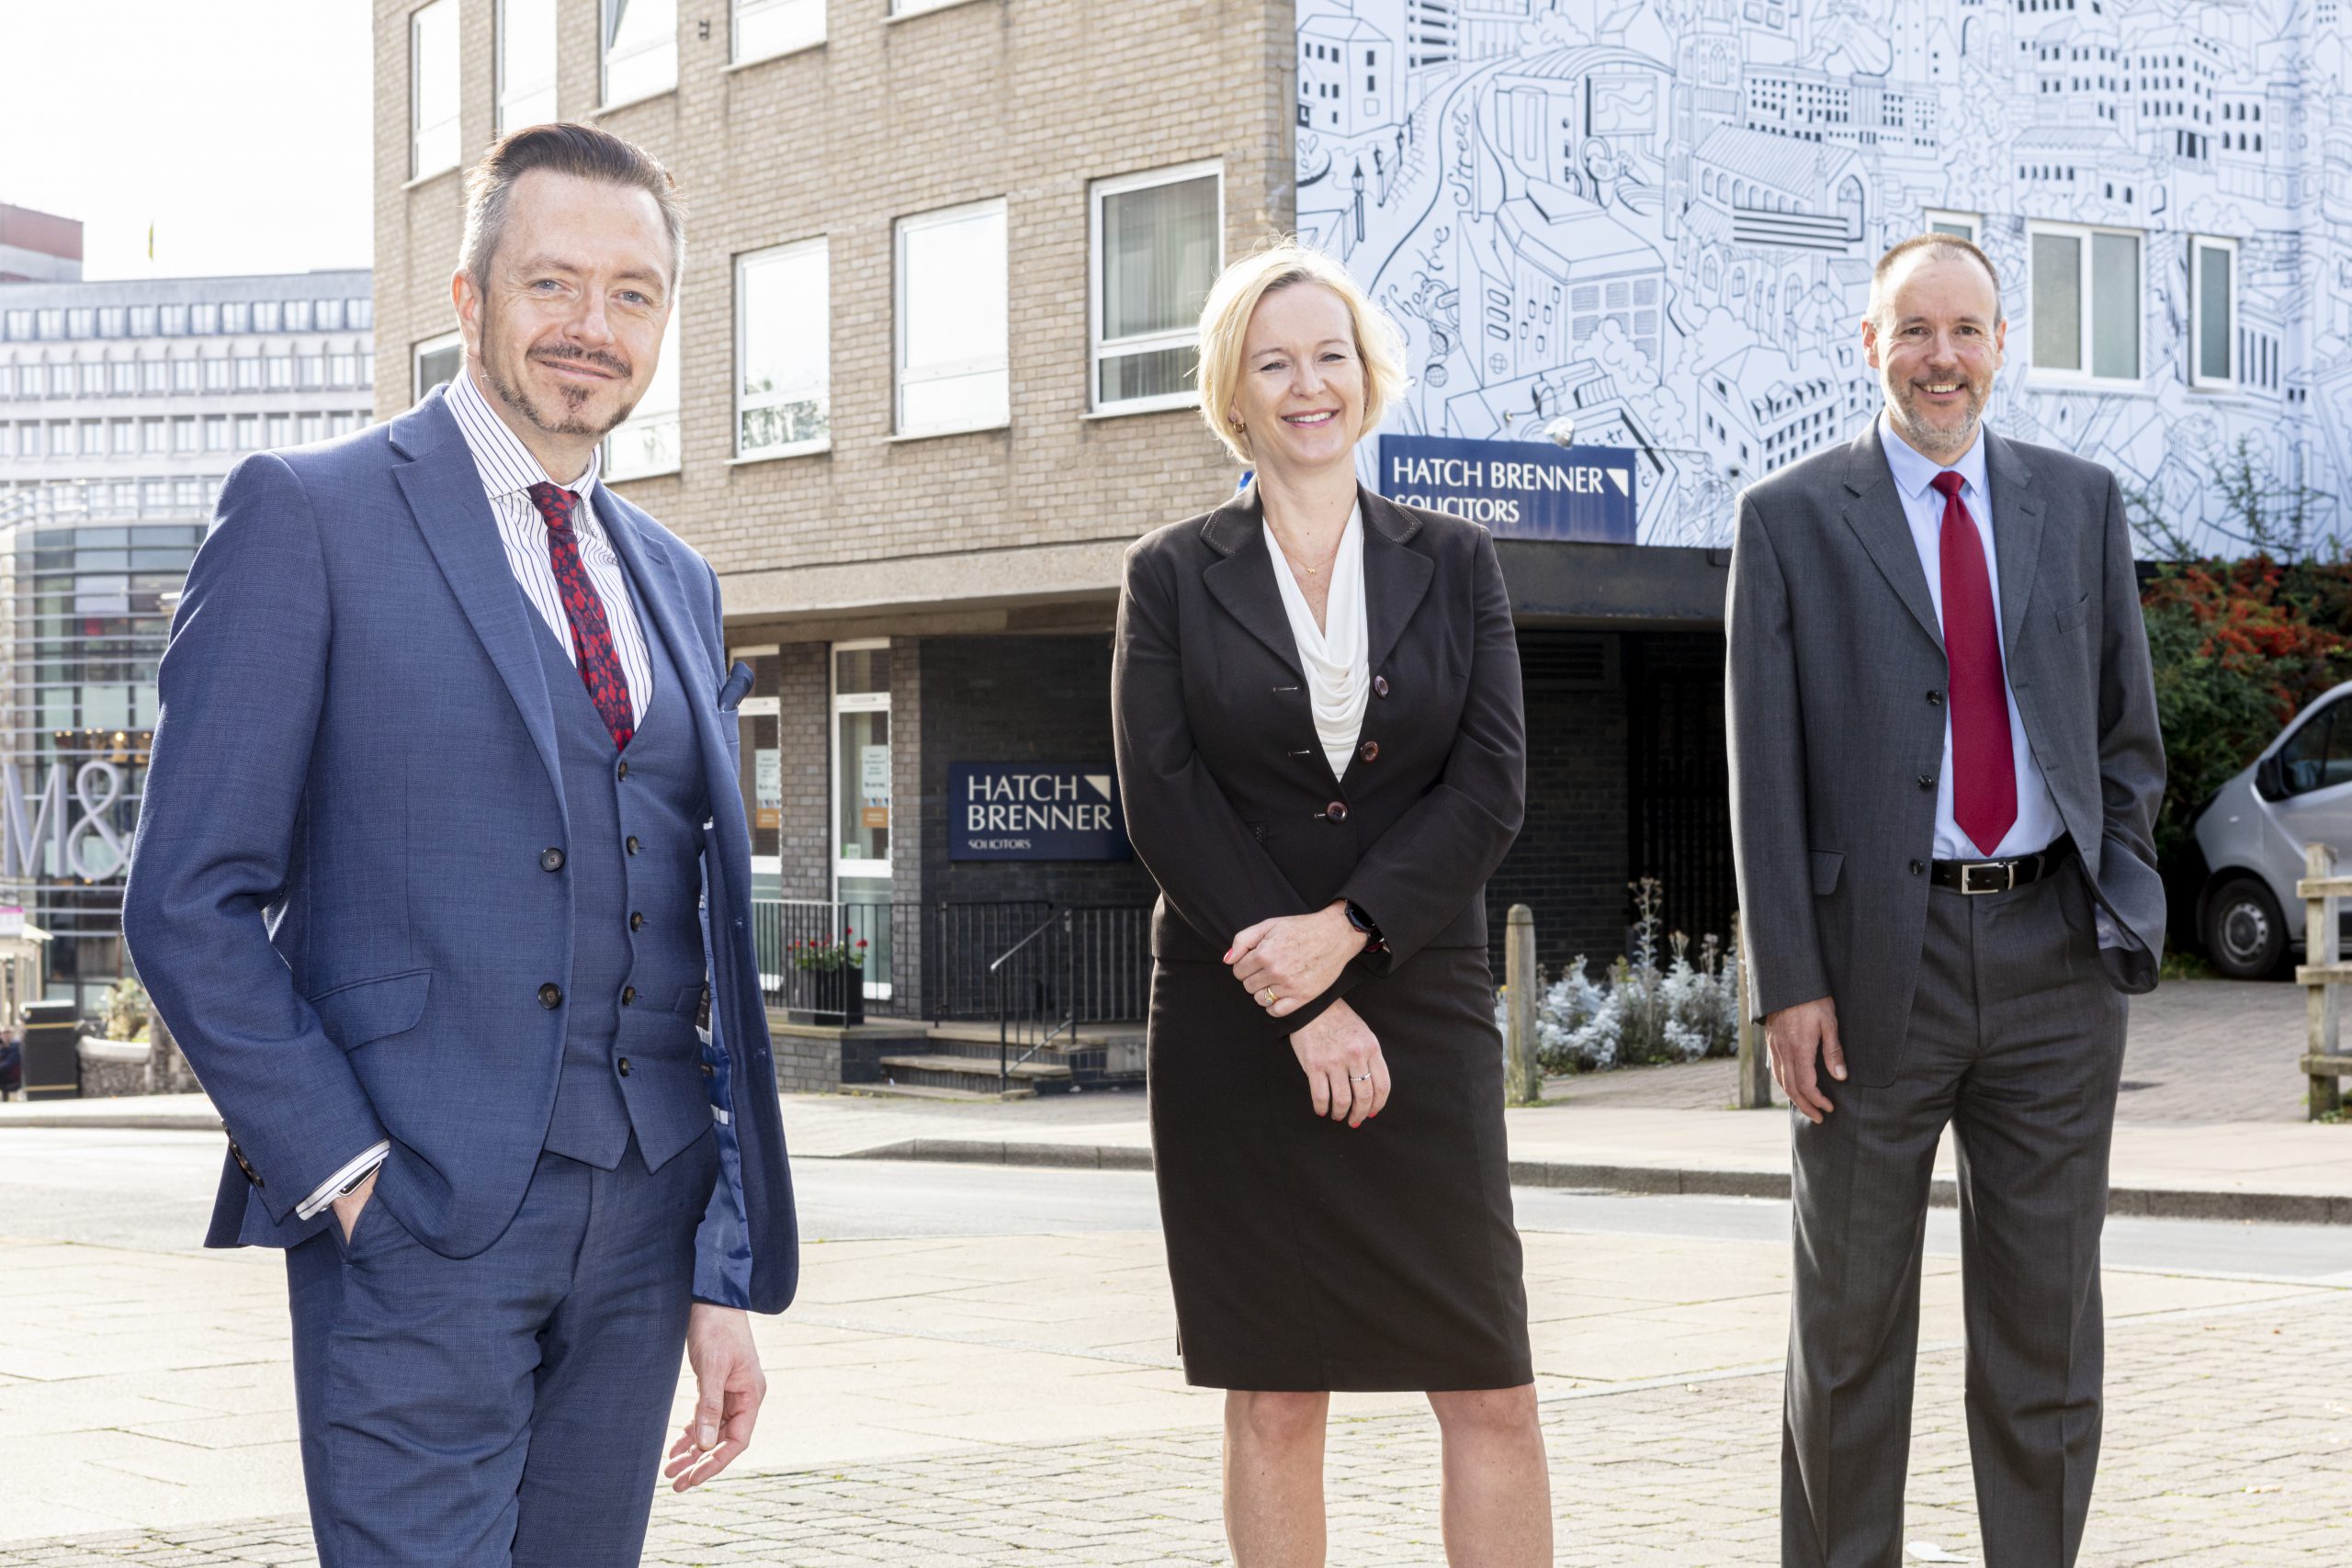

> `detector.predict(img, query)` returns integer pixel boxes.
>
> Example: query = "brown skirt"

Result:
[1146,947,1532,1392]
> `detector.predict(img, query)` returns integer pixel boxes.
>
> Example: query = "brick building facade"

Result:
[370,0,1736,1010]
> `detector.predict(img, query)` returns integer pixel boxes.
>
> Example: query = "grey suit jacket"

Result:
[1724,421,2165,1086]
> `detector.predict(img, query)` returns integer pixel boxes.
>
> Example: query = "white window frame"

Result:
[829,638,893,897]
[889,0,989,17]
[413,329,463,400]
[1089,160,1224,417]
[497,0,561,133]
[894,197,1010,439]
[733,237,831,461]
[1923,209,1981,243]
[2025,220,2143,388]
[2188,233,2239,392]
[731,0,824,64]
[410,0,461,182]
[599,0,678,111]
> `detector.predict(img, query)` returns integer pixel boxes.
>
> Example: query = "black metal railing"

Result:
[983,906,1153,1093]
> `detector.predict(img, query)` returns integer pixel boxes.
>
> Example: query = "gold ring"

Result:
[1261,987,1278,1006]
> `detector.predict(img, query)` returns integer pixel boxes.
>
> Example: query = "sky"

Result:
[1,0,375,281]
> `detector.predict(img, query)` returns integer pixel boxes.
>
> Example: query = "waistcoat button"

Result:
[630,911,644,931]
[616,1057,632,1078]
[1324,800,1349,823]
[626,836,640,855]
[538,982,562,1009]
[539,847,564,872]
[621,986,636,1006]
[616,760,629,780]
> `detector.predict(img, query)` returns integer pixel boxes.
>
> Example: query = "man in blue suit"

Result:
[122,124,797,1567]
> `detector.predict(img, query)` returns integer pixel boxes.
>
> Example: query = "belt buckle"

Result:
[1961,860,2013,895]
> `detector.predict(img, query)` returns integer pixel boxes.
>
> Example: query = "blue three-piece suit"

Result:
[122,385,798,1567]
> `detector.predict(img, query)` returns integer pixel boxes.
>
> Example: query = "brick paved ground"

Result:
[1550,978,2311,1124]
[8,1289,2344,1567]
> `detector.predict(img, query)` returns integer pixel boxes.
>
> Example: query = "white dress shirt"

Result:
[1265,503,1370,778]
[1877,411,2065,862]
[295,371,657,1223]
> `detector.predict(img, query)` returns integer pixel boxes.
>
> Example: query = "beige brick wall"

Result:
[372,0,1296,634]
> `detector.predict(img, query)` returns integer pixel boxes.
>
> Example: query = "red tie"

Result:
[1931,469,2015,854]
[526,482,635,751]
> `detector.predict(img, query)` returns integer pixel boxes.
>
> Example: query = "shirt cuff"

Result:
[2094,906,2132,952]
[295,1142,390,1222]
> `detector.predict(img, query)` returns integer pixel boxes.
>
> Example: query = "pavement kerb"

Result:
[11,1104,2348,1225]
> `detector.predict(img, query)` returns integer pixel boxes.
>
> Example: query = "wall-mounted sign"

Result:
[948,764,1133,862]
[2,761,128,884]
[753,749,781,829]
[1378,434,1636,544]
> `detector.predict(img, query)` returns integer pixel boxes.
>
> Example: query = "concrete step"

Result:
[877,1053,1073,1096]
[837,1080,1035,1104]
[923,1021,1146,1052]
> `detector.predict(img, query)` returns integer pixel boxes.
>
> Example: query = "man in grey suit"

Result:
[1726,233,2165,1568]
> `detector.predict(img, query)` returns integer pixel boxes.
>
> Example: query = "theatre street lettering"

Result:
[949,764,1133,862]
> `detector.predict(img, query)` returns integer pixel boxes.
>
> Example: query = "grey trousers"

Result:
[1782,863,2128,1568]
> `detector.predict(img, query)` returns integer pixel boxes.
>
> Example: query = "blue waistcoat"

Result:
[526,570,713,1173]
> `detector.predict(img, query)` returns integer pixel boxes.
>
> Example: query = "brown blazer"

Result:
[1111,482,1527,1036]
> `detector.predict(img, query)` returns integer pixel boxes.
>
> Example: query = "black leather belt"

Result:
[1929,837,2073,895]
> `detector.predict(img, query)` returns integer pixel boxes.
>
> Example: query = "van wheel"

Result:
[2203,876,2287,979]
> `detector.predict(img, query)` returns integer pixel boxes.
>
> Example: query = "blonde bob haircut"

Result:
[1194,238,1409,467]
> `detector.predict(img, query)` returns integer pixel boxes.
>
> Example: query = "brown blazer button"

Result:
[616,1057,632,1078]
[539,847,564,872]
[1373,675,1390,697]
[1324,800,1349,822]
[538,982,563,1009]
[1359,740,1380,763]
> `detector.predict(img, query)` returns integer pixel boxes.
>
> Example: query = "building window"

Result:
[300,413,325,445]
[141,360,167,395]
[1924,209,1981,243]
[830,640,892,900]
[202,358,232,393]
[1091,162,1221,413]
[128,305,157,337]
[190,303,219,334]
[235,416,261,449]
[413,330,463,399]
[331,354,361,387]
[734,0,822,61]
[605,311,681,479]
[221,301,250,334]
[2190,235,2237,390]
[3,310,29,340]
[81,363,107,396]
[142,419,167,454]
[602,0,676,107]
[267,414,293,447]
[97,307,125,338]
[317,299,345,332]
[735,238,830,458]
[499,0,560,130]
[287,300,314,333]
[114,420,139,456]
[412,0,461,180]
[233,356,262,391]
[173,417,198,453]
[254,300,282,333]
[67,308,95,339]
[205,417,232,452]
[266,356,295,391]
[2027,221,2141,383]
[171,359,198,394]
[36,310,62,339]
[300,355,328,389]
[49,421,75,458]
[159,305,187,336]
[895,198,1009,437]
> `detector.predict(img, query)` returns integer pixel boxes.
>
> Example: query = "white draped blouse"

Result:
[1264,504,1370,778]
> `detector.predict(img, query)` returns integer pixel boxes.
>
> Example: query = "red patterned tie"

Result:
[526,482,635,751]
[1931,470,2015,854]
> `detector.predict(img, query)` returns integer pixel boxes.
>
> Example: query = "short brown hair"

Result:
[458,123,687,291]
[1868,232,2003,328]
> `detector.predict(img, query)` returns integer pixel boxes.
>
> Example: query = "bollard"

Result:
[1504,903,1542,1105]
[2296,842,2351,1120]
[1735,909,1773,1110]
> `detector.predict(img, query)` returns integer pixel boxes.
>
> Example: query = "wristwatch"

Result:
[1343,899,1387,953]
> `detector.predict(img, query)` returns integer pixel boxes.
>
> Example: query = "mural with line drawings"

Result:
[1295,0,2352,554]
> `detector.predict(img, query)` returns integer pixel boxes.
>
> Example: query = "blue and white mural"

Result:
[1295,0,2352,554]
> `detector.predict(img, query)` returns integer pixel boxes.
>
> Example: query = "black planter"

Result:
[789,966,865,1027]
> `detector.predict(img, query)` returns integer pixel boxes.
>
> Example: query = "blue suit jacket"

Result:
[121,389,798,1314]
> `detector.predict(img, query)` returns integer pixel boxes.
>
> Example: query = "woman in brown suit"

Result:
[1112,241,1549,1566]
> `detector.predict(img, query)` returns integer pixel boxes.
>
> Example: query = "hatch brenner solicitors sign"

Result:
[2,760,130,882]
[1378,434,1636,543]
[948,764,1133,862]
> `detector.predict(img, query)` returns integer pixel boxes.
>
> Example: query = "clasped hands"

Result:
[1227,902,1389,1126]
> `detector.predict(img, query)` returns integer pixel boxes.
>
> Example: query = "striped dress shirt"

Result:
[295,368,659,1223]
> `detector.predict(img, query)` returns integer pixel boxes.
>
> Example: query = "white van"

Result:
[2192,678,2352,977]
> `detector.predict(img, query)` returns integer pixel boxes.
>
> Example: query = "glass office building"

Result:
[0,268,374,1012]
